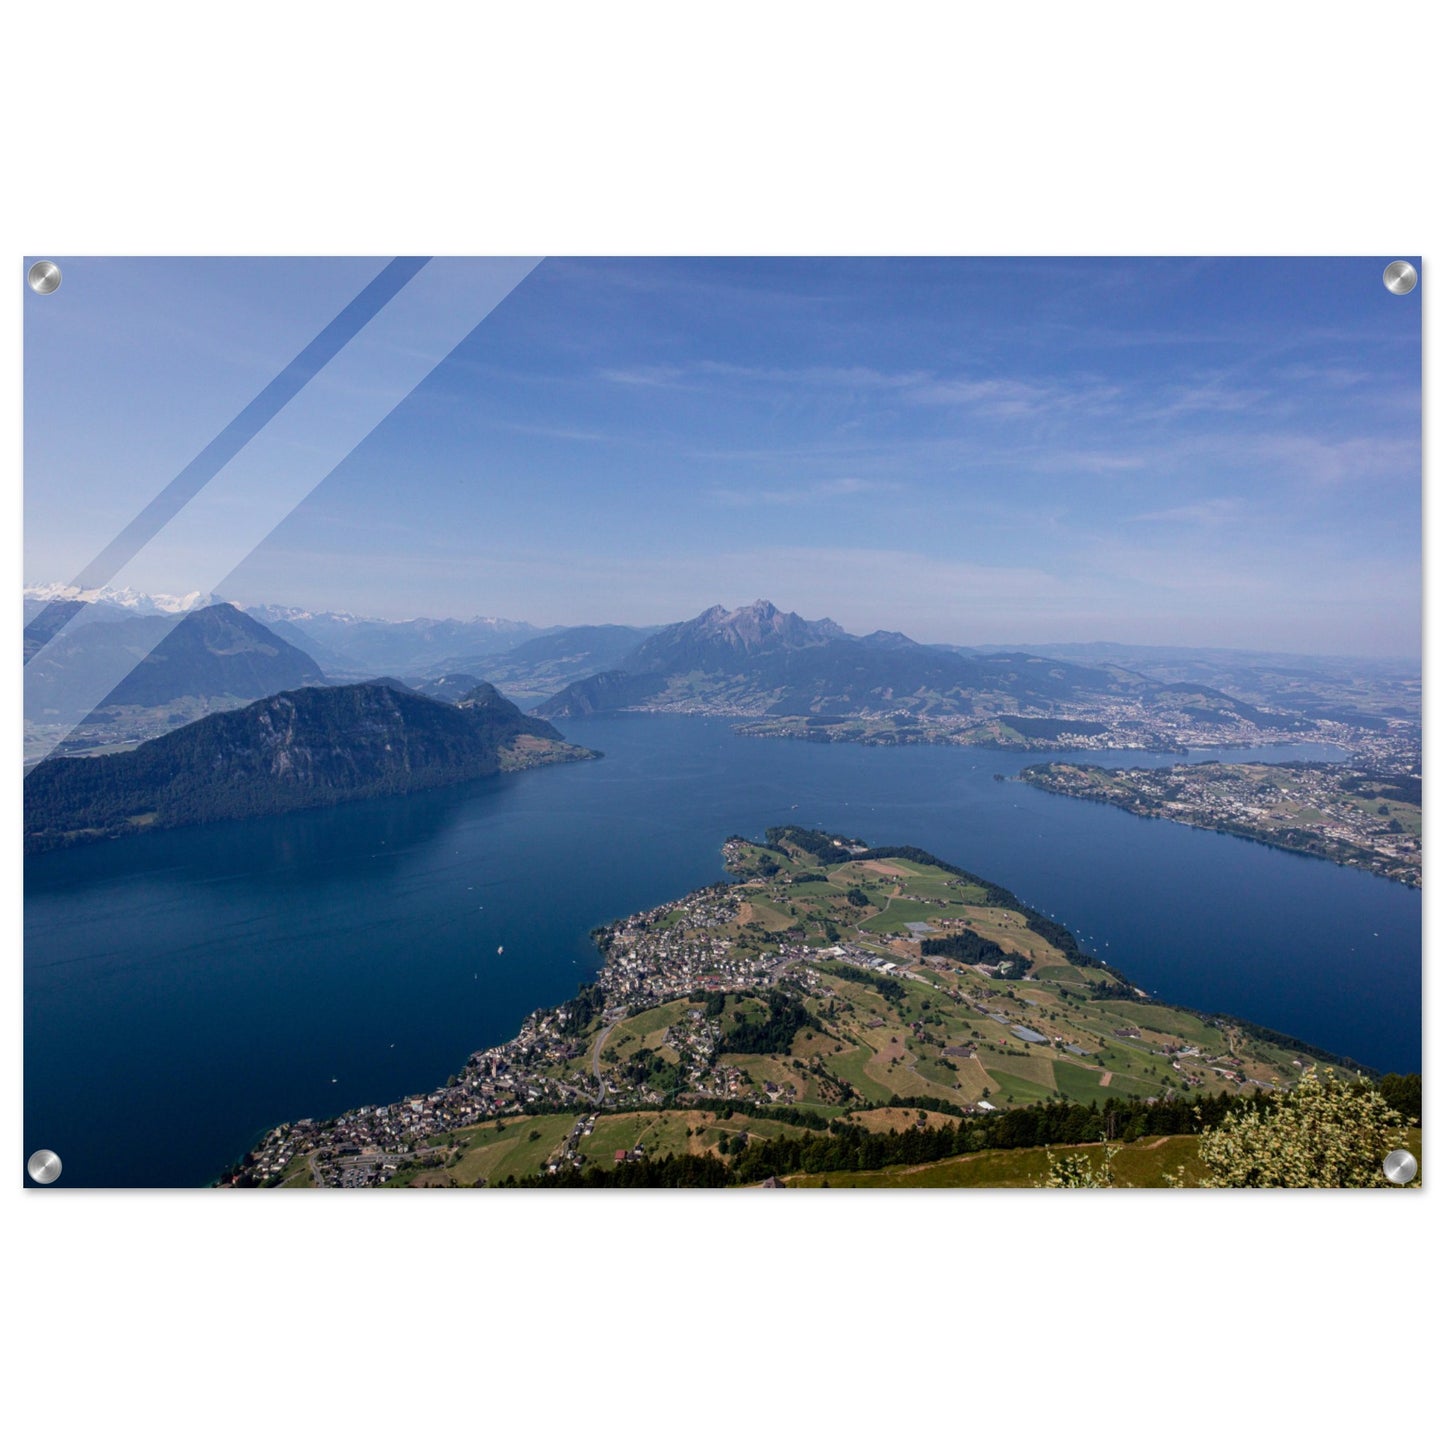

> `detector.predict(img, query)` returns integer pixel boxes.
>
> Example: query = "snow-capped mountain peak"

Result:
[24,582,215,614]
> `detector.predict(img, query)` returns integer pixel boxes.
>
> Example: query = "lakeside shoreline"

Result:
[222,828,1362,1189]
[1019,760,1421,889]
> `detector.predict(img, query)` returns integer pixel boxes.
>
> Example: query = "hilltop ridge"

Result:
[24,679,593,852]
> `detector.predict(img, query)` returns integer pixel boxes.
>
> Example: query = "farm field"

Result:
[241,824,1387,1190]
[527,827,1353,1130]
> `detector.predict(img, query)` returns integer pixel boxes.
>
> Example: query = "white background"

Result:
[4,4,1436,1440]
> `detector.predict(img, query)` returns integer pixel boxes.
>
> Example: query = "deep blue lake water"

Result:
[24,716,1419,1187]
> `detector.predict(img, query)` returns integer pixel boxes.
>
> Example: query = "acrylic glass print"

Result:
[22,257,1421,1189]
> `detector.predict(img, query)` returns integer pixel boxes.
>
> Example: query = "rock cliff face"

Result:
[24,680,579,851]
[210,684,497,789]
[623,600,846,674]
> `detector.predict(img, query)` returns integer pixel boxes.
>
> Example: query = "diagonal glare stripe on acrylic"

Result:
[23,256,431,661]
[25,257,542,766]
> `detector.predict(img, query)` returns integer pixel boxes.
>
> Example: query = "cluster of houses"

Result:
[228,881,843,1184]
[596,885,778,1005]
[229,846,1315,1187]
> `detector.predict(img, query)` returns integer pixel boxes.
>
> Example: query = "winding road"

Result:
[591,1018,621,1105]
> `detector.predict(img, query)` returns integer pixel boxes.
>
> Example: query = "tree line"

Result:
[925,928,1030,973]
[499,1078,1413,1188]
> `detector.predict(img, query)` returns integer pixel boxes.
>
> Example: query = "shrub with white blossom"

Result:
[1187,1066,1418,1188]
[1042,1141,1123,1188]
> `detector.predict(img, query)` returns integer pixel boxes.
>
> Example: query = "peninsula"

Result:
[1019,760,1421,888]
[225,827,1362,1188]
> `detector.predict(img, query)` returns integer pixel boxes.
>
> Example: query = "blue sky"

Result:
[25,256,1421,655]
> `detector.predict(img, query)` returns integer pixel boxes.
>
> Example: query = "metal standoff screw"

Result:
[27,260,62,295]
[27,1149,63,1184]
[1382,1148,1417,1185]
[1382,261,1418,295]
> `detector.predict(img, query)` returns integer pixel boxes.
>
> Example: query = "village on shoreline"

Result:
[225,829,1344,1189]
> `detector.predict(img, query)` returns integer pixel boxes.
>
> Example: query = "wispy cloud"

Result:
[697,362,923,390]
[903,375,1123,419]
[1087,531,1420,614]
[493,420,620,444]
[1276,363,1371,389]
[602,358,1123,421]
[1128,497,1246,527]
[174,258,1420,657]
[1034,449,1150,474]
[1246,433,1420,490]
[709,477,899,507]
[903,377,1052,416]
[1138,378,1273,422]
[598,364,689,388]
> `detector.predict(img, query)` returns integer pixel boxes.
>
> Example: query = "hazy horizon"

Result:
[25,257,1421,657]
[22,579,1423,666]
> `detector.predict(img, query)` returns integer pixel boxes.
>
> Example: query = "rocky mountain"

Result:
[24,603,326,723]
[624,601,845,674]
[535,600,1173,723]
[24,680,586,852]
[25,588,552,678]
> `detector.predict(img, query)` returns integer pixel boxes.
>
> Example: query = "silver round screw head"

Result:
[27,1149,63,1184]
[27,260,62,295]
[1382,1148,1417,1185]
[1383,260,1417,295]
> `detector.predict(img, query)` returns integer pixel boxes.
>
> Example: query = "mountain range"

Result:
[25,588,1407,752]
[29,590,1415,859]
[23,582,214,614]
[241,604,544,676]
[532,599,1280,729]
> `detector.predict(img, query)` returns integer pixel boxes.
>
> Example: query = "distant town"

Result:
[1020,759,1421,888]
[734,700,1374,755]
